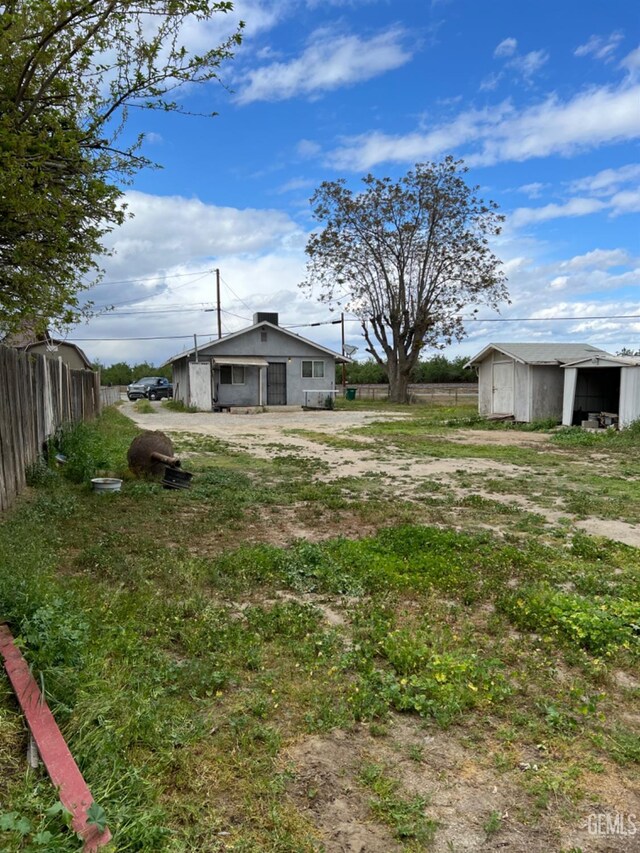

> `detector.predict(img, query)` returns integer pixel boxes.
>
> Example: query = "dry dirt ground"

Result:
[123,402,640,548]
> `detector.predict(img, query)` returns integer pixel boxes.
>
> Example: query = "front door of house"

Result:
[267,362,287,405]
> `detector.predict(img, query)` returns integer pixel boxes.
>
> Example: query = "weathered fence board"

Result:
[0,345,102,513]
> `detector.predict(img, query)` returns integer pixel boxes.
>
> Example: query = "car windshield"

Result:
[134,377,160,385]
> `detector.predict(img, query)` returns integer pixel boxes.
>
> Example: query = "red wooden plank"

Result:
[0,624,111,851]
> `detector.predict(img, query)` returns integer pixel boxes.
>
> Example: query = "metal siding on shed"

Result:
[514,361,529,421]
[530,365,565,421]
[620,367,640,428]
[477,360,492,415]
[563,369,577,425]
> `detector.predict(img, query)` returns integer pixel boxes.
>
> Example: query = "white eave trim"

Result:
[211,356,269,367]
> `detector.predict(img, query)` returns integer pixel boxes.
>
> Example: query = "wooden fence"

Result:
[100,386,120,407]
[0,345,101,512]
[348,383,478,404]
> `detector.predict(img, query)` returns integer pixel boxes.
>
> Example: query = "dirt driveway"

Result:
[123,401,640,547]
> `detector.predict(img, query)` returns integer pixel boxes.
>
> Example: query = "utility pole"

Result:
[216,268,222,339]
[341,312,346,388]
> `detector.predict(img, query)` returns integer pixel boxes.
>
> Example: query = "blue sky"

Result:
[71,0,640,366]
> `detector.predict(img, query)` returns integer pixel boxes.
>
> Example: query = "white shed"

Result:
[466,343,610,422]
[562,354,640,429]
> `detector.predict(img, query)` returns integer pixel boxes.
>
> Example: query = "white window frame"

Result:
[301,360,325,379]
[220,365,245,385]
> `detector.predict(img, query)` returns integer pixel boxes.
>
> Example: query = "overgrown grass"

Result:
[0,406,638,850]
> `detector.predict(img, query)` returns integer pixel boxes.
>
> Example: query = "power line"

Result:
[92,271,212,310]
[68,333,219,342]
[101,305,213,316]
[219,275,254,315]
[88,268,217,287]
[466,313,640,322]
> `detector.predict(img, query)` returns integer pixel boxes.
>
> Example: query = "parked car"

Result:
[145,378,173,400]
[127,376,171,400]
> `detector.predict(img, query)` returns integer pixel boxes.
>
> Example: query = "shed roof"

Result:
[465,342,610,367]
[562,354,640,368]
[2,327,93,370]
[163,320,350,366]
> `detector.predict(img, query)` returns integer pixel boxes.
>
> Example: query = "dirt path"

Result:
[123,402,640,547]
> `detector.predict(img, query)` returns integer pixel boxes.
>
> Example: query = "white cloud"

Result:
[275,177,317,194]
[494,37,517,58]
[473,84,640,166]
[575,32,624,62]
[296,139,322,159]
[509,49,549,82]
[562,248,632,270]
[330,82,640,170]
[609,188,640,215]
[518,182,548,198]
[235,26,412,104]
[103,191,302,275]
[484,41,548,90]
[509,197,607,227]
[568,163,640,195]
[620,45,640,75]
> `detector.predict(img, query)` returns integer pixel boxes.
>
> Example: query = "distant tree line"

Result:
[97,356,475,386]
[337,355,476,385]
[94,362,172,385]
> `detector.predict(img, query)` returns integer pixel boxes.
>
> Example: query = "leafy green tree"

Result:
[413,355,476,383]
[303,158,507,403]
[335,359,387,384]
[98,361,133,385]
[0,1,243,333]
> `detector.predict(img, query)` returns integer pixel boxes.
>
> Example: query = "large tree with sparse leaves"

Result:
[302,158,509,403]
[0,1,243,333]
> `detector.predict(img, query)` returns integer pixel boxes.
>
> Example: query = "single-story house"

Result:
[3,327,93,371]
[465,342,610,423]
[164,313,350,410]
[562,353,640,428]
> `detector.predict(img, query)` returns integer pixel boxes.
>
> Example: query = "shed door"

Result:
[267,362,287,405]
[492,360,514,414]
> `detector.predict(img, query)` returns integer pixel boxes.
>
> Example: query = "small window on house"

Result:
[301,360,325,379]
[220,365,245,384]
[260,331,268,342]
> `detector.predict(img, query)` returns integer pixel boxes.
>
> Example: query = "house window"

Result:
[220,365,245,384]
[260,331,268,342]
[301,360,325,379]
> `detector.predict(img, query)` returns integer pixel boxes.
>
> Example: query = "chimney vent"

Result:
[254,312,279,326]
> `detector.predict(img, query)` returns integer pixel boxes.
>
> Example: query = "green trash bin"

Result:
[345,388,357,401]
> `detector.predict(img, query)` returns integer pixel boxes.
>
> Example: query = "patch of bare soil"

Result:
[283,718,561,852]
[187,504,384,557]
[575,517,640,548]
[124,403,640,547]
[449,429,552,447]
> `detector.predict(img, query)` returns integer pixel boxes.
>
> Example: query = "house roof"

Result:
[163,320,351,366]
[465,342,610,368]
[562,354,640,368]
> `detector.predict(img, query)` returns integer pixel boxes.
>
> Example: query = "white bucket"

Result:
[91,477,123,493]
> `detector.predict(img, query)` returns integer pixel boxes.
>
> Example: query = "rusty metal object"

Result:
[127,431,179,477]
